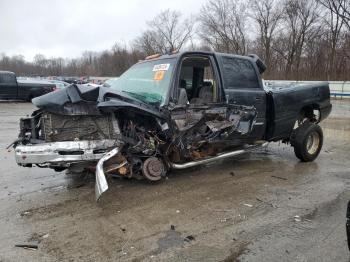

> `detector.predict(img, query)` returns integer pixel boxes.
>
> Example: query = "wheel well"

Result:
[299,104,320,123]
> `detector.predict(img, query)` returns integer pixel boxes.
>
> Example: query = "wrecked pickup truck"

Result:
[13,51,332,200]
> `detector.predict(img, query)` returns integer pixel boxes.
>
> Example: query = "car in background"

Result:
[48,80,70,90]
[0,71,56,101]
[62,77,88,85]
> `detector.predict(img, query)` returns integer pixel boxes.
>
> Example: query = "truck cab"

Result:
[169,52,267,143]
[0,71,18,99]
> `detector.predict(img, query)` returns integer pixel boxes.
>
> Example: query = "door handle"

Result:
[255,97,261,101]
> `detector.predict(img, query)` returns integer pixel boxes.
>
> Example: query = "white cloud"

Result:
[0,0,202,61]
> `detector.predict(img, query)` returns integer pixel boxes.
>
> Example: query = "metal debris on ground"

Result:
[294,215,301,222]
[271,175,288,180]
[184,235,195,242]
[15,244,38,250]
[20,211,31,217]
[243,203,253,208]
[256,197,277,208]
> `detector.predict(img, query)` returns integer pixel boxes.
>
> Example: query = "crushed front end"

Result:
[13,84,258,200]
[15,111,118,170]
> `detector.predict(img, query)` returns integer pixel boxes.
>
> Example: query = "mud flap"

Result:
[95,147,119,201]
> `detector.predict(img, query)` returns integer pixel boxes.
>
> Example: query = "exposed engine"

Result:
[42,113,117,142]
[13,84,258,201]
[16,105,255,183]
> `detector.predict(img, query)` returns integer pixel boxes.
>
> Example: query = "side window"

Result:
[221,57,259,89]
[0,73,16,84]
[179,56,218,104]
[179,66,194,90]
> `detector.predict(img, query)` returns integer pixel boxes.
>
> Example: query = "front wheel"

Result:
[291,122,323,162]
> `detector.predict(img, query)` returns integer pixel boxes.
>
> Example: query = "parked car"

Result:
[12,51,332,200]
[48,80,70,90]
[62,77,88,85]
[83,82,102,88]
[0,71,56,101]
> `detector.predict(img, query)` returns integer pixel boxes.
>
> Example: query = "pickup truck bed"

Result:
[266,82,332,140]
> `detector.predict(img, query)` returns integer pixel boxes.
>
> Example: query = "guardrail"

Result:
[264,80,350,98]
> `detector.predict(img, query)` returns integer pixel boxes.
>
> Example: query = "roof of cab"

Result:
[0,71,15,75]
[137,51,255,64]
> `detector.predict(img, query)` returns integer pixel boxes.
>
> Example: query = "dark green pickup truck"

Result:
[0,71,56,101]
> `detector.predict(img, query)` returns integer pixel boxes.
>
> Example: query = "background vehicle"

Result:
[0,71,56,101]
[48,80,70,90]
[13,52,332,199]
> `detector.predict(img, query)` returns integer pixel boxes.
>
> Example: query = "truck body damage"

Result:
[14,84,257,199]
[13,51,331,200]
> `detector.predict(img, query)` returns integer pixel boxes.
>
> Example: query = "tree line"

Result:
[0,0,349,81]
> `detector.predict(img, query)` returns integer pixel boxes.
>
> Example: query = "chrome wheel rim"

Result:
[306,131,320,155]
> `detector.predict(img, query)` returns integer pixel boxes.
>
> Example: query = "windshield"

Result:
[109,58,176,106]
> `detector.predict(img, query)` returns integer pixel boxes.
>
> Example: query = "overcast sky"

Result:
[0,0,202,61]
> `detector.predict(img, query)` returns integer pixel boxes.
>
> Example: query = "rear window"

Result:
[0,73,16,84]
[221,57,259,89]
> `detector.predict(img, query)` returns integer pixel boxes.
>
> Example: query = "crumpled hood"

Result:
[32,84,163,118]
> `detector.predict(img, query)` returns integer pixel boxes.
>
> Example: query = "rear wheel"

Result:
[291,122,323,162]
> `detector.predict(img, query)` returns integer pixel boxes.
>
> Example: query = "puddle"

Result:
[156,230,184,253]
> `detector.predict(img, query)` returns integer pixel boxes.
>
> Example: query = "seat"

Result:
[177,78,189,106]
[190,82,213,104]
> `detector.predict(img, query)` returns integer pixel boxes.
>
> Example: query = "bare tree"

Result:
[318,0,350,30]
[135,9,194,55]
[274,0,320,79]
[318,0,349,78]
[250,0,283,76]
[199,0,248,54]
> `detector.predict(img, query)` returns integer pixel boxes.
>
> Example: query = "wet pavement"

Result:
[0,100,349,261]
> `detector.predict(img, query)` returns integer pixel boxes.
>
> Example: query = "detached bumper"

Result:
[15,140,117,167]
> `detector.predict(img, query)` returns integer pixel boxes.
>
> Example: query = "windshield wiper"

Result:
[122,91,148,100]
[122,91,161,105]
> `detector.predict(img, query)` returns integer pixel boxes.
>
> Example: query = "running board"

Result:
[170,142,268,170]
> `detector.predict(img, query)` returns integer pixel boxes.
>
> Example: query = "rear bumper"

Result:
[15,140,117,167]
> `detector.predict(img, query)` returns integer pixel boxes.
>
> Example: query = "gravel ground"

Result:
[0,99,349,262]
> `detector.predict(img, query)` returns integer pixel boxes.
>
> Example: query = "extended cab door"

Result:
[217,55,267,140]
[0,72,18,99]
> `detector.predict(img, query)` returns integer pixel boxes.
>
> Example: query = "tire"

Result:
[291,122,323,162]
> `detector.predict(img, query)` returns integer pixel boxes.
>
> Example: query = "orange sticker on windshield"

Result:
[154,70,165,81]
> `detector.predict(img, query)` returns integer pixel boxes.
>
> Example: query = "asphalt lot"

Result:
[0,99,349,262]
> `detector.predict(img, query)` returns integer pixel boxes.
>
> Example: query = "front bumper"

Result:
[15,140,117,167]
